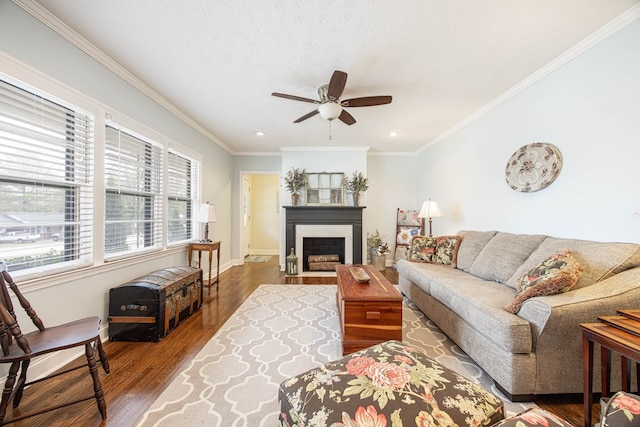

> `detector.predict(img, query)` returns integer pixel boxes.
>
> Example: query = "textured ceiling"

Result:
[30,0,640,154]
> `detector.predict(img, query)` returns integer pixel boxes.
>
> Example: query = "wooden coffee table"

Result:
[336,264,403,355]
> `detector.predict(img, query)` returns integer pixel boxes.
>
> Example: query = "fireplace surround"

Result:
[284,206,365,273]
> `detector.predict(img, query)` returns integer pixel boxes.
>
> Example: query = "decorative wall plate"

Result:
[505,143,562,192]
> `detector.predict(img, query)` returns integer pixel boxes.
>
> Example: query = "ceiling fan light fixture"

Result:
[318,102,342,121]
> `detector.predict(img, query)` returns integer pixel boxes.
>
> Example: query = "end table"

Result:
[188,241,220,295]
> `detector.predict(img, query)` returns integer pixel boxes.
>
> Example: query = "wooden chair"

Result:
[0,262,109,425]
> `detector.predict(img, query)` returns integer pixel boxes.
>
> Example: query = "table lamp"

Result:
[418,199,443,237]
[196,201,217,242]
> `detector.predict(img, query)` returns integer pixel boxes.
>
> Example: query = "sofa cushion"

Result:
[409,236,437,263]
[428,275,532,354]
[505,250,583,314]
[397,259,471,295]
[456,230,497,272]
[508,237,640,290]
[434,235,462,267]
[469,232,546,286]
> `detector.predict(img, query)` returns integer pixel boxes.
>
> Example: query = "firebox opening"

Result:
[303,237,345,272]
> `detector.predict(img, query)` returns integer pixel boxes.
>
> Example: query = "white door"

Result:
[241,176,252,259]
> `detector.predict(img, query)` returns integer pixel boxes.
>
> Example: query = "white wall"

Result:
[279,148,368,265]
[416,19,640,244]
[0,2,234,380]
[365,154,422,264]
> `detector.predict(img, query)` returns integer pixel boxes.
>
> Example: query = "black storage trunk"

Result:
[108,266,203,341]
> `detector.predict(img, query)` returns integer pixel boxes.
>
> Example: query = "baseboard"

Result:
[494,382,535,403]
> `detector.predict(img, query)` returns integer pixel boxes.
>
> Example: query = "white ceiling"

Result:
[30,0,640,154]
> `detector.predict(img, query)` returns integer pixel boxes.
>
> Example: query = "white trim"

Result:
[12,0,234,155]
[280,146,370,152]
[295,224,353,274]
[420,4,640,153]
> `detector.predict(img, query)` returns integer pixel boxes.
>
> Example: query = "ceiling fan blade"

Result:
[341,95,392,107]
[293,109,320,123]
[338,109,356,125]
[327,70,348,100]
[272,92,319,104]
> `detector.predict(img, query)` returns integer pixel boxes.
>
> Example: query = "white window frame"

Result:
[0,73,95,278]
[104,121,163,260]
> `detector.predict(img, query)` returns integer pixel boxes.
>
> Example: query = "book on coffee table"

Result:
[617,309,640,321]
[598,312,640,337]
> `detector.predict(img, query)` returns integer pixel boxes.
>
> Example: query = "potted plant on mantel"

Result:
[284,167,307,205]
[343,171,369,206]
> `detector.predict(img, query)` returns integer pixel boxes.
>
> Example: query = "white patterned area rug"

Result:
[136,285,534,426]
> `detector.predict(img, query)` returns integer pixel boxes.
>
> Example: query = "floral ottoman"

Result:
[278,340,505,426]
[492,408,574,427]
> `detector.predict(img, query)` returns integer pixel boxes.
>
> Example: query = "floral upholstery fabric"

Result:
[409,235,462,268]
[601,391,640,427]
[278,340,505,427]
[397,226,421,245]
[492,408,574,426]
[435,235,462,268]
[409,236,437,263]
[505,249,583,314]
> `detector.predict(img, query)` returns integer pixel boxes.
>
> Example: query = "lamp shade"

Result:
[418,200,443,219]
[196,202,217,223]
[318,102,343,121]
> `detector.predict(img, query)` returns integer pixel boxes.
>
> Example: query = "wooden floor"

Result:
[7,257,590,426]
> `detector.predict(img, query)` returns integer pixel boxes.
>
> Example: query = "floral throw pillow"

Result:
[409,236,437,263]
[505,249,583,314]
[434,235,462,268]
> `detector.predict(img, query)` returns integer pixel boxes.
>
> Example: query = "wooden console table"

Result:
[188,241,220,295]
[580,310,640,427]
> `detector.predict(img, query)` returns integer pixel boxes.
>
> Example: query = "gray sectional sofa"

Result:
[397,230,640,400]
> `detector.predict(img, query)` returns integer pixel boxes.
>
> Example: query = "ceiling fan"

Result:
[271,70,392,126]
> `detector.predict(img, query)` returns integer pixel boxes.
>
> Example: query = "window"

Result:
[104,124,162,257]
[167,150,199,243]
[0,77,94,274]
[305,172,344,205]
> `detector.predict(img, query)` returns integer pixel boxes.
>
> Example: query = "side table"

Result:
[188,241,220,295]
[580,320,640,427]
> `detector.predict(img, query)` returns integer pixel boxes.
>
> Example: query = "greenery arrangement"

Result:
[283,167,307,194]
[367,229,385,253]
[375,242,391,256]
[343,171,369,193]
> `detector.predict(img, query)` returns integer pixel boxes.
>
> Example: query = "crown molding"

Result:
[420,4,640,154]
[279,146,370,152]
[12,0,235,155]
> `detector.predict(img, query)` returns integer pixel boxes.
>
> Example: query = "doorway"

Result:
[239,172,280,263]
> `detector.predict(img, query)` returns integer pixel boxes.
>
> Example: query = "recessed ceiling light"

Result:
[389,131,398,137]
[255,131,265,136]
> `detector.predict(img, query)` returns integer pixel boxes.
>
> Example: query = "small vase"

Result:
[353,192,360,206]
[291,193,299,206]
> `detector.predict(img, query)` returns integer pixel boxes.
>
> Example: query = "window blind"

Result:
[167,150,199,244]
[0,78,94,274]
[104,124,162,257]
